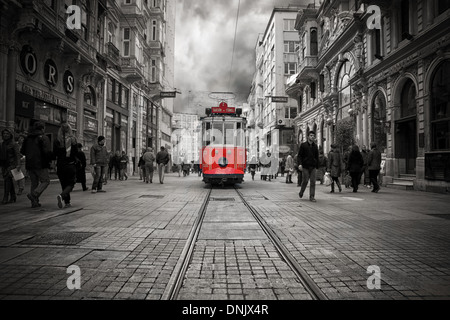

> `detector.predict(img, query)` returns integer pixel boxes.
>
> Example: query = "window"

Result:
[285,107,297,119]
[108,22,115,43]
[81,0,89,41]
[122,86,129,109]
[400,79,417,118]
[284,41,298,53]
[372,92,387,153]
[310,28,318,56]
[152,20,157,41]
[431,60,450,150]
[284,63,296,75]
[84,86,96,106]
[125,0,131,4]
[123,28,130,56]
[337,60,355,120]
[283,19,296,31]
[107,77,113,101]
[114,80,121,105]
[151,59,157,82]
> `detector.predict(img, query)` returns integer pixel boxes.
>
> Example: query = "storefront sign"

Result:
[17,81,73,109]
[84,117,98,133]
[20,45,37,77]
[67,110,77,129]
[63,70,75,94]
[44,59,58,87]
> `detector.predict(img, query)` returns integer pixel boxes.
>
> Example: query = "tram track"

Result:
[162,185,327,300]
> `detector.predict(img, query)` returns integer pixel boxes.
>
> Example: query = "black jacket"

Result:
[298,141,319,169]
[21,129,52,170]
[347,150,364,173]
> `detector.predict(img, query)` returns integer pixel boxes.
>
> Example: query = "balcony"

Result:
[120,56,145,83]
[298,56,318,76]
[106,42,121,70]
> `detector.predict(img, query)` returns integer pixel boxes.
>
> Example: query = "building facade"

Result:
[247,6,306,163]
[0,0,175,175]
[285,0,450,193]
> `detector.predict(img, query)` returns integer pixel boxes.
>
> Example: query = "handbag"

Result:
[324,172,332,186]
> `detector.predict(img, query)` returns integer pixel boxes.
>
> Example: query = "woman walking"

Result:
[327,144,342,193]
[75,143,88,191]
[54,122,78,208]
[346,145,364,193]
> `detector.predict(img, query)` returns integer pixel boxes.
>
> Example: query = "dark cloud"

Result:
[174,0,310,114]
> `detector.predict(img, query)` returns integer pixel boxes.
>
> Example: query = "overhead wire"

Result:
[228,0,241,93]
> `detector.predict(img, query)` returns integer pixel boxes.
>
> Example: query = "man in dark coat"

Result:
[156,146,170,184]
[346,145,364,193]
[21,121,52,208]
[298,131,319,202]
[368,142,382,193]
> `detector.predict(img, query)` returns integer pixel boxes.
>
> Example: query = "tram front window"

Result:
[224,122,235,145]
[211,122,223,145]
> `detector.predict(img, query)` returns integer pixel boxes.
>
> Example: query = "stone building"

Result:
[0,0,175,175]
[285,0,450,193]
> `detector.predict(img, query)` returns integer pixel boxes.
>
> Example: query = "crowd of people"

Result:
[0,121,173,209]
[247,131,383,203]
[2,123,383,208]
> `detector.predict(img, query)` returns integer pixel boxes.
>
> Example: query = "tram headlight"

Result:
[218,157,228,168]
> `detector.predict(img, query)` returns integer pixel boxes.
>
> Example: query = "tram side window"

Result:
[236,122,244,147]
[204,122,211,146]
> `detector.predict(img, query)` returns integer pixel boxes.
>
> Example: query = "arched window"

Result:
[372,92,387,152]
[400,79,416,118]
[310,28,318,56]
[84,86,96,107]
[337,60,354,120]
[431,60,450,150]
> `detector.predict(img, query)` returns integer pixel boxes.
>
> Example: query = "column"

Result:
[5,42,19,129]
[0,39,8,129]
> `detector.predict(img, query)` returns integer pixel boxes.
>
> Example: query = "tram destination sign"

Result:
[212,102,235,114]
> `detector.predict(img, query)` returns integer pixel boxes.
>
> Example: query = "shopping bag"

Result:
[324,172,332,186]
[11,169,25,181]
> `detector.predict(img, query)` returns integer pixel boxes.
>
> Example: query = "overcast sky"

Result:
[173,0,309,114]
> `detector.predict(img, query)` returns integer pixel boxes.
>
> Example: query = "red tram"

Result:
[200,102,247,185]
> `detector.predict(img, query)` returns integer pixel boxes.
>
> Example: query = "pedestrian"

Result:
[1,128,20,204]
[298,131,319,202]
[368,142,382,193]
[249,156,257,181]
[346,145,364,193]
[280,157,286,178]
[119,150,129,181]
[138,150,146,182]
[156,146,169,184]
[112,150,121,180]
[293,154,302,186]
[21,121,52,208]
[285,152,294,184]
[343,145,352,188]
[360,145,370,188]
[15,133,26,196]
[317,149,328,184]
[90,135,108,193]
[54,122,78,208]
[327,144,343,193]
[107,151,114,181]
[75,143,88,191]
[143,147,155,183]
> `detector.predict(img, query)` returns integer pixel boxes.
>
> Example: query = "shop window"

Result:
[431,60,450,150]
[372,92,387,153]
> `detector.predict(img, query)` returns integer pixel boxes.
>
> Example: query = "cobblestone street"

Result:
[0,172,449,304]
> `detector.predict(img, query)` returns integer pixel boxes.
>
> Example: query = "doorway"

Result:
[395,118,417,174]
